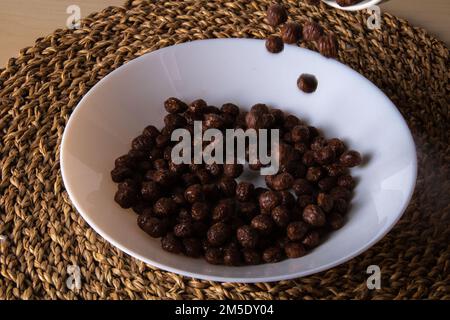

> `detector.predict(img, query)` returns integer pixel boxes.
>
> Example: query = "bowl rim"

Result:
[60,38,417,283]
[322,0,383,11]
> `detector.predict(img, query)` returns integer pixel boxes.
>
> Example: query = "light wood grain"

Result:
[0,0,449,67]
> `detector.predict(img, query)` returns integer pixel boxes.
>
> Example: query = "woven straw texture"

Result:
[0,0,449,300]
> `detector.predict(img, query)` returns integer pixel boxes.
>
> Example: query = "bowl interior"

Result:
[61,39,416,282]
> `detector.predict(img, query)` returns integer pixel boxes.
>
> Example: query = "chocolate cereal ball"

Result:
[212,199,235,221]
[191,202,210,221]
[317,193,334,213]
[204,247,223,265]
[285,242,306,258]
[153,197,177,217]
[183,238,202,257]
[138,214,168,238]
[184,184,204,203]
[262,246,283,263]
[251,214,274,235]
[164,97,188,114]
[242,249,261,265]
[223,163,244,178]
[303,204,326,227]
[173,222,194,238]
[223,247,242,266]
[161,233,183,254]
[271,205,291,227]
[207,222,231,247]
[287,221,308,241]
[218,176,237,197]
[340,150,362,167]
[236,225,259,249]
[236,182,255,202]
[302,231,321,248]
[259,191,281,212]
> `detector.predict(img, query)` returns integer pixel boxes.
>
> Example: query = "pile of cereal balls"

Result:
[265,2,338,58]
[111,98,362,265]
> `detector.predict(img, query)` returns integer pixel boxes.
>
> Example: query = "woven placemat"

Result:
[0,0,449,300]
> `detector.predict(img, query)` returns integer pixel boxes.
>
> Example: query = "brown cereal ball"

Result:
[173,222,194,238]
[218,176,237,197]
[181,172,200,187]
[337,175,356,189]
[183,238,202,257]
[242,249,262,265]
[223,247,242,266]
[330,186,352,201]
[164,97,188,114]
[164,113,186,130]
[114,187,138,209]
[221,103,240,117]
[297,74,318,94]
[281,22,302,44]
[212,199,235,221]
[291,125,310,142]
[191,202,210,221]
[251,215,274,235]
[317,193,334,213]
[223,163,244,178]
[152,169,175,187]
[328,213,345,230]
[340,150,362,167]
[142,125,160,139]
[266,3,287,26]
[184,184,204,203]
[279,191,296,209]
[302,21,323,41]
[314,146,335,165]
[236,182,255,202]
[285,242,307,258]
[196,168,212,184]
[141,181,160,201]
[205,163,223,176]
[271,205,291,227]
[292,179,314,196]
[207,222,231,247]
[238,201,259,221]
[287,221,308,241]
[132,135,153,151]
[259,191,281,212]
[317,33,338,58]
[297,194,314,208]
[138,214,168,238]
[204,247,223,265]
[266,36,284,54]
[302,231,321,248]
[324,164,347,177]
[266,173,294,191]
[236,225,259,249]
[306,166,324,182]
[189,99,207,115]
[153,197,177,217]
[262,246,283,263]
[334,198,349,214]
[302,150,316,166]
[111,166,133,183]
[327,138,346,155]
[318,177,337,192]
[303,204,326,227]
[202,184,220,200]
[161,233,183,254]
[203,113,225,129]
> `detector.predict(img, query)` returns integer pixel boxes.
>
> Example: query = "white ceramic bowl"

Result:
[322,0,383,11]
[60,39,416,283]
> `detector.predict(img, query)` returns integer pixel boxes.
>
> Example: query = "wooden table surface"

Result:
[0,0,449,67]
